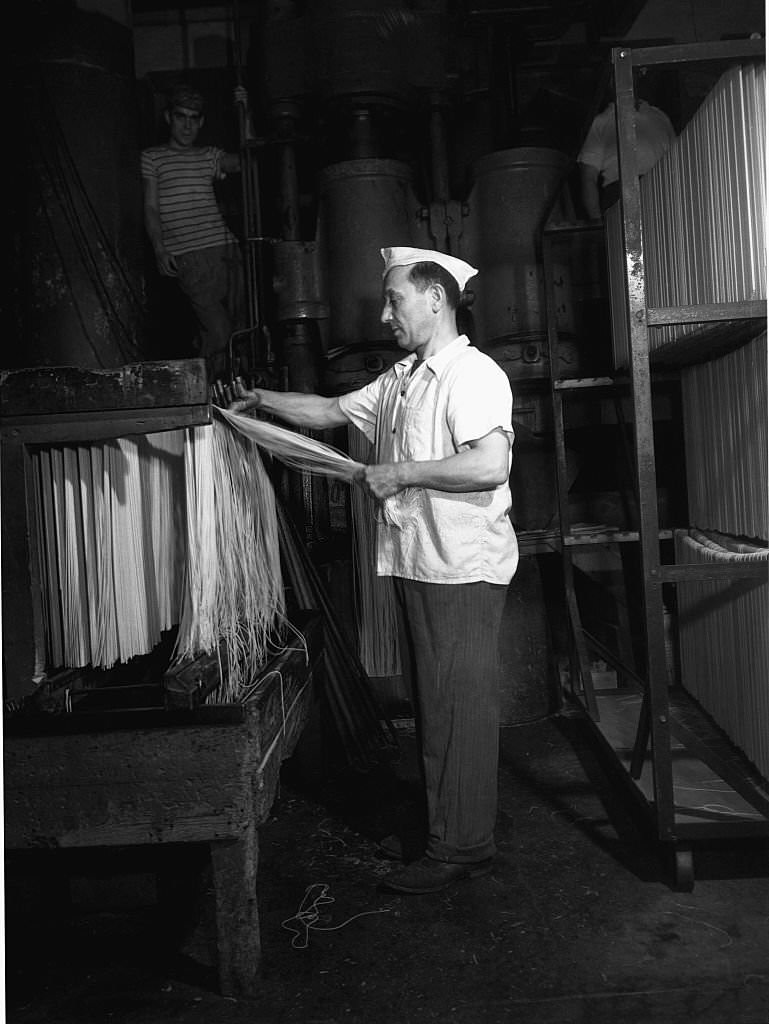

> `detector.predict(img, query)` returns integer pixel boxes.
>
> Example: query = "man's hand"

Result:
[228,377,264,413]
[155,247,178,276]
[234,85,255,142]
[360,462,407,500]
[358,431,510,498]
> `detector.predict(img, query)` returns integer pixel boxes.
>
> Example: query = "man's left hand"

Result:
[361,462,406,500]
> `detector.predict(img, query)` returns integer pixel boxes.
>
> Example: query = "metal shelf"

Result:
[517,528,561,555]
[564,528,672,547]
[543,219,604,236]
[541,38,768,888]
[553,376,617,391]
[553,372,679,391]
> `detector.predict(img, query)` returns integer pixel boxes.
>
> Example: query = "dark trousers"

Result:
[393,578,508,863]
[175,242,245,366]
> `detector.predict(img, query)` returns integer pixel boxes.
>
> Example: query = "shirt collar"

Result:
[392,335,470,379]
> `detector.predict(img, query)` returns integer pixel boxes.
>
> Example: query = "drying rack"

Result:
[543,38,769,890]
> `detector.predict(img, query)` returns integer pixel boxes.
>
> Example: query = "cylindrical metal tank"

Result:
[316,159,423,348]
[10,7,146,369]
[464,148,572,348]
[498,555,560,725]
[273,241,328,324]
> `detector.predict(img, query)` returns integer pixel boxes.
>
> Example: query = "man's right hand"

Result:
[228,377,263,413]
[156,248,178,276]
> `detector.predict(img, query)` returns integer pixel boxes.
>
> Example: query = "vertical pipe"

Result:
[429,91,450,203]
[231,0,267,366]
[350,106,377,160]
[275,101,302,243]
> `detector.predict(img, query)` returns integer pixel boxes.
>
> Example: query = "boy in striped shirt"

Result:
[141,83,248,375]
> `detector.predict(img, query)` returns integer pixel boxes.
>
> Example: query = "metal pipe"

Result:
[429,92,450,203]
[274,100,302,242]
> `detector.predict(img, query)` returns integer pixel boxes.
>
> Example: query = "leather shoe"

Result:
[376,834,404,861]
[379,856,493,894]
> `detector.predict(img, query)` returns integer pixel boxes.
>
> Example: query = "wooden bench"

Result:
[3,613,323,996]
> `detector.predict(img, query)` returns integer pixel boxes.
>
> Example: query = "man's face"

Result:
[166,105,203,148]
[381,266,434,353]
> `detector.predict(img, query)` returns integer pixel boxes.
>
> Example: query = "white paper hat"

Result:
[380,247,478,291]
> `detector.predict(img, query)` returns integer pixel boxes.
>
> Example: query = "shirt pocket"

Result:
[399,400,438,460]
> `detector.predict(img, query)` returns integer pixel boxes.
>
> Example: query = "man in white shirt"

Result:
[578,98,675,219]
[231,246,518,893]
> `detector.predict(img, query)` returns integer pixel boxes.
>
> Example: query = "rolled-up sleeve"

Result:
[444,354,514,450]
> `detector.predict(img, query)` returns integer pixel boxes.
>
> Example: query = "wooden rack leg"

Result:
[210,822,260,997]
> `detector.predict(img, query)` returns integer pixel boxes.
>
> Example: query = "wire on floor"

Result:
[281,883,391,949]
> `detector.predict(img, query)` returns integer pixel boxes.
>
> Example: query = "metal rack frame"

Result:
[544,38,769,889]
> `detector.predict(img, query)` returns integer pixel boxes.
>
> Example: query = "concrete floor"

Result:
[5,711,769,1024]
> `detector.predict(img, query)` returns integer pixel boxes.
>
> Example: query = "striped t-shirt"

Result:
[141,144,238,256]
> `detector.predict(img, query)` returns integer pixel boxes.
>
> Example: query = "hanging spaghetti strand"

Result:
[171,419,288,701]
[215,406,406,529]
[215,406,365,482]
[276,500,399,771]
[347,424,401,678]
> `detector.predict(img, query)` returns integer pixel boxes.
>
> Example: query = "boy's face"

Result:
[166,105,204,148]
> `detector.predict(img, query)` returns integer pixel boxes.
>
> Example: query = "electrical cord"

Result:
[281,883,391,950]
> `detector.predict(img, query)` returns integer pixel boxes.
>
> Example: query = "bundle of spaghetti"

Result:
[76,444,103,667]
[208,417,286,699]
[32,448,64,668]
[111,436,155,661]
[681,330,767,540]
[276,500,398,771]
[347,424,401,678]
[171,418,286,702]
[610,60,766,366]
[103,434,186,664]
[34,443,101,669]
[218,407,411,529]
[30,430,189,671]
[141,430,187,634]
[675,528,769,781]
[643,60,766,351]
[217,406,365,482]
[88,441,115,668]
[58,446,90,667]
[172,424,219,664]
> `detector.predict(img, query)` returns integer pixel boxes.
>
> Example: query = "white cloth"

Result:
[577,100,675,187]
[339,335,518,585]
[380,247,478,290]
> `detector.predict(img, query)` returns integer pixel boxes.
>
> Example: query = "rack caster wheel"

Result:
[672,846,694,892]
